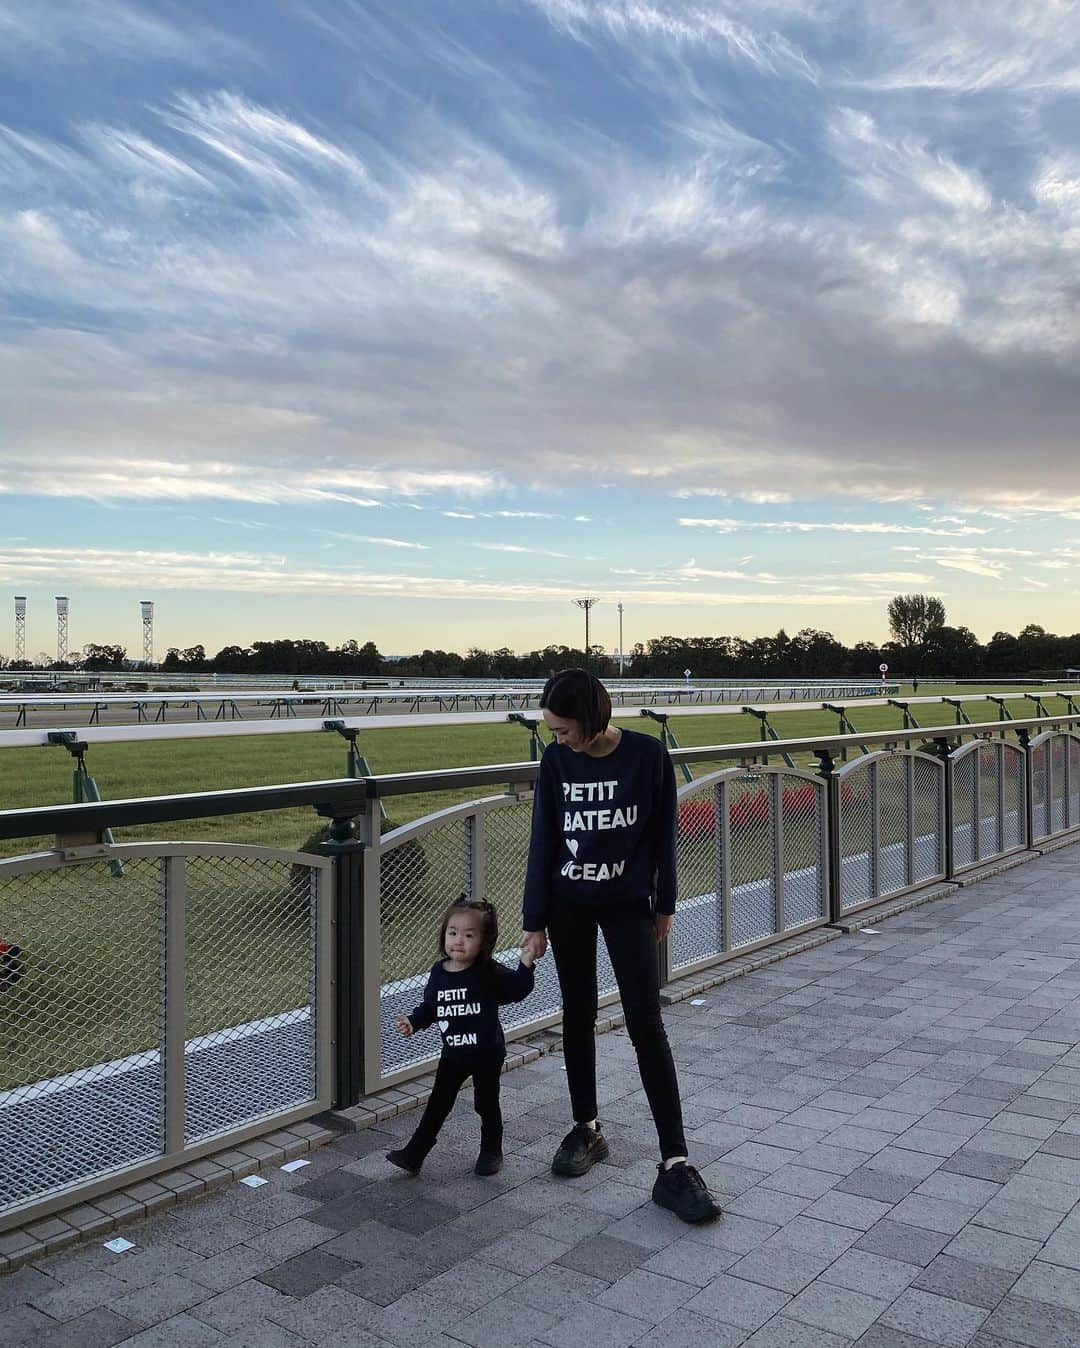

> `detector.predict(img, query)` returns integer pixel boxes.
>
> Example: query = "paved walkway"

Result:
[6,848,1080,1346]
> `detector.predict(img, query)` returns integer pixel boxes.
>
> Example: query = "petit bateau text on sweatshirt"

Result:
[522,727,677,932]
[407,957,535,1063]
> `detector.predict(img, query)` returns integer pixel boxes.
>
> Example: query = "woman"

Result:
[521,668,720,1224]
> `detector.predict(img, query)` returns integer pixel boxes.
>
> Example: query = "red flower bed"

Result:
[677,782,831,835]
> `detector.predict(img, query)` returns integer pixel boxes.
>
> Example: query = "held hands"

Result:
[653,912,674,943]
[395,1016,414,1037]
[520,930,548,965]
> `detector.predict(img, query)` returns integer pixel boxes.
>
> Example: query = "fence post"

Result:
[934,737,955,880]
[1017,728,1036,849]
[813,749,842,925]
[319,803,380,1110]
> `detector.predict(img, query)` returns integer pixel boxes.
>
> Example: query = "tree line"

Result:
[3,596,1079,678]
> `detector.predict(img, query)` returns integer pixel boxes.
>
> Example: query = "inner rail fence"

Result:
[2,714,1079,1234]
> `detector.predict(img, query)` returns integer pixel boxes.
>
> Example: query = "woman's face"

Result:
[543,708,590,752]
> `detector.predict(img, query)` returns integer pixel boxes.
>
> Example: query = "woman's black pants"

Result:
[547,900,687,1161]
[404,1055,503,1158]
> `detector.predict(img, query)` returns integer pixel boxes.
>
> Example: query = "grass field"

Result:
[0,682,1071,857]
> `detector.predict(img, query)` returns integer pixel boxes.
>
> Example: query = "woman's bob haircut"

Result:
[540,668,612,740]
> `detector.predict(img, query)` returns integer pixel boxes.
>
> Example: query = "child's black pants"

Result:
[404,1055,503,1158]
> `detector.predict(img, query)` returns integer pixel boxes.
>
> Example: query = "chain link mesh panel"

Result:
[952,742,1027,872]
[838,763,874,910]
[379,814,469,1078]
[672,778,723,972]
[839,753,943,911]
[912,755,944,883]
[1071,737,1080,831]
[725,773,775,947]
[877,755,910,896]
[183,856,318,1144]
[780,774,826,928]
[1003,743,1025,852]
[0,858,163,1210]
[1033,740,1051,841]
[952,749,977,870]
[1051,736,1068,834]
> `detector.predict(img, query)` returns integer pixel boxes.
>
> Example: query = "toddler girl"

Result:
[387,895,535,1176]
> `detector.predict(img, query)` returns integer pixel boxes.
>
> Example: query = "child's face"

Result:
[444,910,485,964]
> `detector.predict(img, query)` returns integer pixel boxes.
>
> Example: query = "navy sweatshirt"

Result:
[407,957,535,1064]
[522,728,677,932]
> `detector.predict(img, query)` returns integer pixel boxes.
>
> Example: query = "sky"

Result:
[2,1,1080,661]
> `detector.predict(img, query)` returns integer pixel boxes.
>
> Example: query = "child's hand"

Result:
[396,1016,414,1037]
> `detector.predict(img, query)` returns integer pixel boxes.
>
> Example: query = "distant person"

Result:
[912,675,919,694]
[521,668,720,1224]
[387,896,535,1176]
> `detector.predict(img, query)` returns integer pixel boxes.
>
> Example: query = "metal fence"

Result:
[0,843,331,1230]
[3,713,1080,1232]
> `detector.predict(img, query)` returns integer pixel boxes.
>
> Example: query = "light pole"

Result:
[617,602,625,676]
[572,597,598,668]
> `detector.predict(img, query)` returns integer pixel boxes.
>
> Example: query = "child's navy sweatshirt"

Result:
[522,728,677,932]
[407,958,534,1064]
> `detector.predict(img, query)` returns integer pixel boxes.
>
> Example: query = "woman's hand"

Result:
[653,913,674,943]
[395,1015,414,1037]
[521,930,548,964]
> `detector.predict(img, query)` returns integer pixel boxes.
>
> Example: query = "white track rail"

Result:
[0,689,1073,750]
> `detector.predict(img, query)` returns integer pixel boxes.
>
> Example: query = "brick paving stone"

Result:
[188,1279,297,1334]
[22,1305,140,1347]
[1010,1258,1080,1312]
[334,1252,441,1306]
[262,1284,381,1340]
[855,1220,951,1267]
[802,1191,894,1231]
[450,1292,561,1348]
[836,1169,918,1204]
[684,1271,791,1330]
[1,1303,55,1346]
[254,1248,357,1298]
[108,1273,210,1328]
[765,1215,862,1259]
[629,1308,749,1348]
[205,1317,306,1347]
[593,1268,695,1323]
[742,1315,854,1347]
[727,1243,833,1294]
[554,1234,649,1283]
[887,1288,1006,1346]
[28,1269,129,1320]
[912,1254,1018,1309]
[640,1234,741,1286]
[820,1249,921,1299]
[117,1312,226,1345]
[783,1281,891,1339]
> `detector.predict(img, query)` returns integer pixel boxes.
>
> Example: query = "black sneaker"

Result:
[386,1148,423,1175]
[652,1162,721,1223]
[551,1123,609,1177]
[475,1150,503,1176]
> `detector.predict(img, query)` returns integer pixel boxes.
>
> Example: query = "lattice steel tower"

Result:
[572,596,598,665]
[141,600,154,665]
[55,595,69,663]
[13,595,26,663]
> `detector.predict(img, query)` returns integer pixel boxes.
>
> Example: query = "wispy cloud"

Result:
[0,545,877,607]
[678,519,990,537]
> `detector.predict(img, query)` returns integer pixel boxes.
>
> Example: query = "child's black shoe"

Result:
[386,1148,423,1175]
[475,1150,503,1176]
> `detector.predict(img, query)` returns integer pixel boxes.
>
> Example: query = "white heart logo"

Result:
[438,1020,449,1034]
[566,839,579,857]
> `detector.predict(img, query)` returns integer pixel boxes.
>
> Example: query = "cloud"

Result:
[0,544,877,607]
[3,1,1080,521]
[678,519,990,537]
[317,531,431,550]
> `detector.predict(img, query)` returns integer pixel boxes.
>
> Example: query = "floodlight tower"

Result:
[572,597,598,667]
[140,600,154,665]
[55,595,69,664]
[14,596,26,663]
